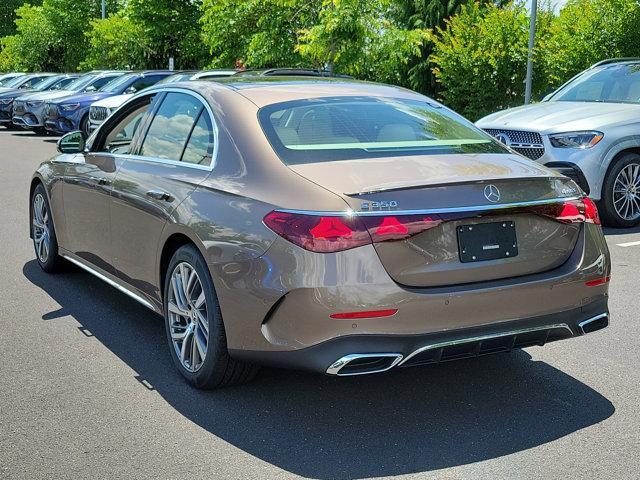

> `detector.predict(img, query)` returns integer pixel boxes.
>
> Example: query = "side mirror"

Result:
[124,86,137,94]
[84,85,96,92]
[57,131,85,154]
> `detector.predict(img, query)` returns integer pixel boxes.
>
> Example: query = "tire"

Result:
[600,152,640,227]
[31,184,64,272]
[163,244,258,389]
[79,114,90,137]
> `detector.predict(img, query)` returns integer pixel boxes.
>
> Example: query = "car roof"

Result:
[591,58,640,68]
[160,76,425,108]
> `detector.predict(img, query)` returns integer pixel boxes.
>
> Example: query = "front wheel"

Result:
[163,244,258,389]
[600,152,640,227]
[79,114,90,138]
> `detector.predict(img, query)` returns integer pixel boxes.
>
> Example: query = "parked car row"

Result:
[0,69,242,136]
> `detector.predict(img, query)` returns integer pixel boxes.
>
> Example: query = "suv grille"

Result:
[13,101,25,114]
[484,128,545,160]
[90,106,109,122]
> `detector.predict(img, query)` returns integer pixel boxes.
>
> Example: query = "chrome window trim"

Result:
[399,323,574,366]
[275,196,583,217]
[94,87,219,172]
[61,254,156,311]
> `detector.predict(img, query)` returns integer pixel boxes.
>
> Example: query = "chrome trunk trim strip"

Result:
[276,196,582,217]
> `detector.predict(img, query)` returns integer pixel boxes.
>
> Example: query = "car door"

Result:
[62,93,158,274]
[109,90,215,302]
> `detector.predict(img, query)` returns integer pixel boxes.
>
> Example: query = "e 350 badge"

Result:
[360,200,399,211]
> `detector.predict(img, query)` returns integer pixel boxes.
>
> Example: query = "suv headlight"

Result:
[549,131,604,149]
[27,100,43,107]
[0,98,14,105]
[60,103,80,111]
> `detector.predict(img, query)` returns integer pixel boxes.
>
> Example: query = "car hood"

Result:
[477,101,640,133]
[18,90,78,102]
[92,93,131,108]
[288,153,560,195]
[0,88,26,99]
[49,91,112,105]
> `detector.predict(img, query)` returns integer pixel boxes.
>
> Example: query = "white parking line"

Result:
[616,240,640,247]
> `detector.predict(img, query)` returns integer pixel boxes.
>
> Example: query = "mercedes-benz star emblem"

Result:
[494,133,510,146]
[484,184,501,203]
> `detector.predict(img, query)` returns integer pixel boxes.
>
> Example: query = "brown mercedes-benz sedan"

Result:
[29,77,611,388]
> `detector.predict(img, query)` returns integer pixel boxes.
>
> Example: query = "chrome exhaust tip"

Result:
[578,313,609,334]
[326,353,403,376]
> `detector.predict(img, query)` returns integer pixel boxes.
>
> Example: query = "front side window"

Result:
[259,96,505,164]
[551,63,640,104]
[139,92,203,161]
[100,95,157,154]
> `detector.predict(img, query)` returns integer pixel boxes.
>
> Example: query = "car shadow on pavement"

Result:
[23,260,615,480]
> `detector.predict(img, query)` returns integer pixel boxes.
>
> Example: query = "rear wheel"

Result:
[601,152,640,227]
[31,184,64,272]
[163,244,258,389]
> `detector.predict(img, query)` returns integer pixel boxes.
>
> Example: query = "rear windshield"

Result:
[259,97,506,164]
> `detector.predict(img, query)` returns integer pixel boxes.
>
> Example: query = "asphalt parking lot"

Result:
[0,129,638,480]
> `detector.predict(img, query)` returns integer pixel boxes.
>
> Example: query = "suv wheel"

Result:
[163,244,258,389]
[601,152,640,227]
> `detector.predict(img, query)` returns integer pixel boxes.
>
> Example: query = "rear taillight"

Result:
[583,197,601,225]
[532,197,600,225]
[264,197,600,253]
[263,211,442,253]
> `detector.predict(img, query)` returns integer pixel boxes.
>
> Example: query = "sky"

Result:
[526,0,570,13]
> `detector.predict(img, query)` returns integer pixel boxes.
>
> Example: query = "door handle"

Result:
[89,176,111,186]
[146,190,174,202]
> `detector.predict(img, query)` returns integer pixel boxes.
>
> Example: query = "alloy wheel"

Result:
[613,163,640,221]
[167,262,209,372]
[32,193,50,264]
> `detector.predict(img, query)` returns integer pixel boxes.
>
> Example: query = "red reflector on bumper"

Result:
[330,309,398,319]
[585,276,610,287]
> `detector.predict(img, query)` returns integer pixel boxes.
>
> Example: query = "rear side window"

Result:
[259,96,506,164]
[129,74,169,93]
[139,92,203,161]
[181,111,214,166]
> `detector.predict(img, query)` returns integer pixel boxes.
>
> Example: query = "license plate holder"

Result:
[457,221,518,263]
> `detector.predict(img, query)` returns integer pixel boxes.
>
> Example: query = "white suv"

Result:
[477,58,640,227]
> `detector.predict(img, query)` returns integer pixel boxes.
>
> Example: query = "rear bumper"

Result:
[230,297,609,375]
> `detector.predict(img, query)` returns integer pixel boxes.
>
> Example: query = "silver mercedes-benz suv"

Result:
[477,58,640,227]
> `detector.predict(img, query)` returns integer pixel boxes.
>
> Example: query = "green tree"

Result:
[0,1,43,38]
[429,2,554,120]
[127,0,209,69]
[541,0,640,89]
[81,13,147,70]
[392,0,508,95]
[296,0,428,82]
[0,4,56,71]
[200,0,321,68]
